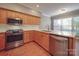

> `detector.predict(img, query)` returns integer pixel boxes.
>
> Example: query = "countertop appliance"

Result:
[5,29,24,50]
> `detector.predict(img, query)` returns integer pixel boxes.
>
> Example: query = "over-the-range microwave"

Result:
[7,18,22,25]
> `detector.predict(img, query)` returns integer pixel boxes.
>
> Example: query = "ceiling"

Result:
[20,3,79,17]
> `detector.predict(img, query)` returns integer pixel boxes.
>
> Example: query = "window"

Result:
[61,18,72,31]
[73,17,79,32]
[53,19,61,31]
[53,18,72,32]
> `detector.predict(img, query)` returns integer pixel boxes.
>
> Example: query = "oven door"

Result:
[5,34,23,50]
[6,34,23,43]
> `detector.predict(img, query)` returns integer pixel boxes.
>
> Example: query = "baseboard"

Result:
[24,41,33,44]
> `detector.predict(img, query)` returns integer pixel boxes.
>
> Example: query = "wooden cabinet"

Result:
[34,31,49,51]
[30,16,40,25]
[23,31,33,43]
[49,35,68,56]
[39,33,49,51]
[22,14,28,24]
[0,33,5,50]
[26,15,40,25]
[7,10,16,18]
[0,8,40,25]
[7,11,23,19]
[7,10,40,25]
[0,9,7,24]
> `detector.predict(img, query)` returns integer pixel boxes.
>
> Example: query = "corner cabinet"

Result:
[34,31,49,51]
[23,31,33,43]
[0,33,5,50]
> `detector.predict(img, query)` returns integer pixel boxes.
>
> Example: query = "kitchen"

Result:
[0,3,79,56]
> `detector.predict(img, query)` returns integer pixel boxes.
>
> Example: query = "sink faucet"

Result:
[47,25,50,31]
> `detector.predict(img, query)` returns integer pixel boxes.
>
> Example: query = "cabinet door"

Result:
[0,33,5,50]
[40,33,49,51]
[34,31,42,44]
[31,16,40,25]
[0,9,7,24]
[37,33,49,51]
[22,14,28,25]
[15,12,23,19]
[26,15,32,25]
[23,31,33,43]
[7,11,16,18]
[26,15,40,25]
[50,35,68,56]
[34,31,49,51]
[33,17,40,25]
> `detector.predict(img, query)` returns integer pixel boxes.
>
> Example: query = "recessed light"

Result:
[31,10,34,12]
[36,5,39,7]
[59,8,68,12]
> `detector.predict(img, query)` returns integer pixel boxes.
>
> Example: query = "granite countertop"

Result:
[0,29,77,38]
[36,30,77,38]
[48,31,76,38]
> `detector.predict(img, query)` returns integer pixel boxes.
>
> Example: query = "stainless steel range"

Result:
[5,29,24,50]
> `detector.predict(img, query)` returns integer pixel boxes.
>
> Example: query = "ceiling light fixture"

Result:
[36,5,39,7]
[59,8,68,13]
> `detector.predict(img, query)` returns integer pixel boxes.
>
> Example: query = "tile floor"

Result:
[0,42,50,56]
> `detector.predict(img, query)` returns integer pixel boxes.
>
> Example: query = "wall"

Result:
[40,15,51,30]
[0,24,40,32]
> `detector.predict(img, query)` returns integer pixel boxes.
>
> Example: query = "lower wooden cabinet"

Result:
[0,33,5,50]
[34,31,49,51]
[39,33,49,51]
[23,31,33,43]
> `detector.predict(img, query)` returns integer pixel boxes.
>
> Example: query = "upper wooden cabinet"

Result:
[23,15,40,25]
[0,9,7,24]
[7,10,16,18]
[22,14,28,24]
[0,8,40,25]
[31,16,40,25]
[7,11,22,18]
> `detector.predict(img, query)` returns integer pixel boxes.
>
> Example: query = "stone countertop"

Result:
[35,30,77,38]
[0,29,77,38]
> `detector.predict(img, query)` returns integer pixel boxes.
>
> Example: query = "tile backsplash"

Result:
[20,25,40,31]
[0,24,40,32]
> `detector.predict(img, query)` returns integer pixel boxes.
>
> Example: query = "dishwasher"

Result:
[49,35,68,56]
